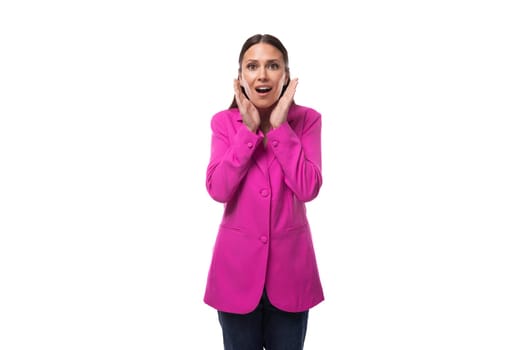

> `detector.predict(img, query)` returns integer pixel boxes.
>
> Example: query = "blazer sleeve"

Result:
[266,110,323,202]
[206,112,263,203]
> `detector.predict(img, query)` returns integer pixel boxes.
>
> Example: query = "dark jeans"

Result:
[218,290,309,350]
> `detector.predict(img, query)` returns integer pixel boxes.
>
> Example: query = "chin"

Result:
[254,103,271,110]
[253,99,278,110]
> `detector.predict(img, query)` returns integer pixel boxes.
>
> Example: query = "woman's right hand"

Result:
[234,79,260,133]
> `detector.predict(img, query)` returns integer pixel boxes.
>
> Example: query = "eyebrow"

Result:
[244,59,281,64]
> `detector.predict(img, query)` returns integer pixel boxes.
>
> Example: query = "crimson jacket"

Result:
[204,103,324,313]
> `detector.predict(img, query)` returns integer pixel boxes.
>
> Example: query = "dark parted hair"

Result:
[229,34,291,109]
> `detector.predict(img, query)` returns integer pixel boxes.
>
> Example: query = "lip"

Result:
[254,86,273,95]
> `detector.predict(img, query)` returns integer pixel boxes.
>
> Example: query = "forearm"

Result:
[206,126,263,202]
[267,120,322,202]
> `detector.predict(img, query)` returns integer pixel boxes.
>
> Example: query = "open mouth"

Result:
[255,87,272,93]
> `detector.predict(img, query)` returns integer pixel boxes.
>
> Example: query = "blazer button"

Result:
[272,140,279,147]
[247,142,253,149]
[259,235,268,244]
[260,189,269,197]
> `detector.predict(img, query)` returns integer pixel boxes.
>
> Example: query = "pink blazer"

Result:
[204,104,324,314]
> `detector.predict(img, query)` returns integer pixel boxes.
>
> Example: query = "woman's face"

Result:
[239,43,288,110]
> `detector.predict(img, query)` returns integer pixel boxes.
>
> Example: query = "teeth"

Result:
[256,87,271,92]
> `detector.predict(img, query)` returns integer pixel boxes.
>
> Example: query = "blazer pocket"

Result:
[219,223,250,238]
[273,224,309,239]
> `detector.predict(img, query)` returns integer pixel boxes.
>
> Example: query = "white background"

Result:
[1,0,524,349]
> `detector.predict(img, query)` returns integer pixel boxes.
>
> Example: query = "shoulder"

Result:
[211,108,242,126]
[289,104,322,124]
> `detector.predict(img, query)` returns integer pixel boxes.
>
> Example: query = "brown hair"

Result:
[229,34,290,109]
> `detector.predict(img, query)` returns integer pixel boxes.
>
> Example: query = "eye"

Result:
[268,63,280,70]
[246,63,258,71]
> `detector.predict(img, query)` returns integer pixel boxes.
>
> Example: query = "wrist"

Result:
[244,123,258,133]
[270,120,283,129]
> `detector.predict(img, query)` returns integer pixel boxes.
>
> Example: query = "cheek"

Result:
[278,74,287,87]
[239,74,250,89]
[238,77,251,97]
[240,69,253,80]
[276,76,287,94]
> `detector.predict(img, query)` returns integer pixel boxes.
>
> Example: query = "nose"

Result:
[257,66,268,80]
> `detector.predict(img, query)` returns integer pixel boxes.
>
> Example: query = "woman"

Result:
[204,33,324,350]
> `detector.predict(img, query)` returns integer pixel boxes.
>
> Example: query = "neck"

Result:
[257,103,276,120]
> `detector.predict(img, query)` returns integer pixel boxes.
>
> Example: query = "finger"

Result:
[233,79,240,97]
[289,77,299,90]
[283,78,298,100]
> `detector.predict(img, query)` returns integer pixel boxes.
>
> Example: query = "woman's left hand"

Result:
[270,78,298,129]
